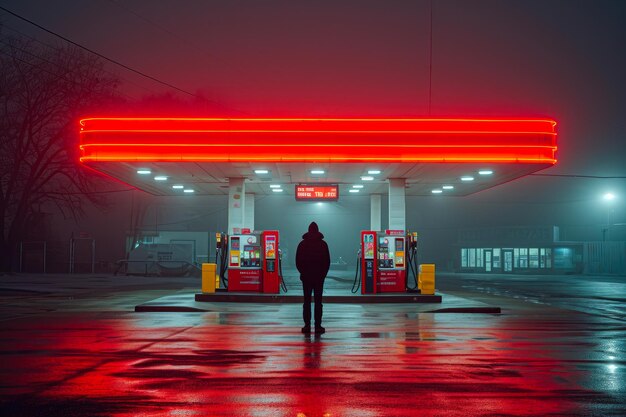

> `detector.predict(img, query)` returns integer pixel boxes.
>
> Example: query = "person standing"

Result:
[296,222,331,334]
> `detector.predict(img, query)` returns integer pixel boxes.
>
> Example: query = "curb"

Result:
[134,305,209,312]
[425,307,501,314]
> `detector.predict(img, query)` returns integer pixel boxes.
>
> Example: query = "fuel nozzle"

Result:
[407,231,418,249]
[216,232,225,249]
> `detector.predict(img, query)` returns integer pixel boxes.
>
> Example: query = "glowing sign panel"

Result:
[295,184,339,201]
[78,118,558,164]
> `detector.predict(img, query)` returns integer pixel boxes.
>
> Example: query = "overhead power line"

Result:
[0,5,203,100]
[105,0,213,62]
[1,23,158,98]
[0,49,103,97]
[0,38,140,102]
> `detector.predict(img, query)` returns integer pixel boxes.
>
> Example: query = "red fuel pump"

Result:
[228,230,281,293]
[360,230,407,294]
[262,230,280,294]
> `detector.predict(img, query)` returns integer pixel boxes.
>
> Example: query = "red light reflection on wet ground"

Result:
[0,305,623,416]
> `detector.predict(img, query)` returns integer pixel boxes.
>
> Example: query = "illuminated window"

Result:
[514,248,520,268]
[519,248,528,268]
[493,248,501,268]
[546,248,552,268]
[554,247,573,268]
[469,248,476,267]
[461,248,468,268]
[529,248,539,268]
[485,249,493,272]
[476,249,483,268]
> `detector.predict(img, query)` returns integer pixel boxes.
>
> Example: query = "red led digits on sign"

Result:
[295,184,339,201]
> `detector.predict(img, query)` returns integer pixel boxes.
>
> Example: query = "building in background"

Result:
[457,226,626,275]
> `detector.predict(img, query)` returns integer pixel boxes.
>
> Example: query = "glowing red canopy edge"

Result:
[79,117,557,164]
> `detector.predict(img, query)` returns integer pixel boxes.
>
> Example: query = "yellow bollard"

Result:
[418,264,436,295]
[201,263,217,293]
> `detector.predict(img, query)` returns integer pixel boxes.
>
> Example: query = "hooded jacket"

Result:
[295,222,331,282]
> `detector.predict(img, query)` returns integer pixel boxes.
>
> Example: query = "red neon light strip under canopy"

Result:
[79,118,557,164]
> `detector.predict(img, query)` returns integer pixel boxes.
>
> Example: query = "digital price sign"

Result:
[295,184,339,201]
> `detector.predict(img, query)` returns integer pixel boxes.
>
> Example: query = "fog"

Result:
[4,0,625,273]
[43,175,623,273]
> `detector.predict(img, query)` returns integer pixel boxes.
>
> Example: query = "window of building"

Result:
[485,249,492,272]
[554,247,574,269]
[461,246,556,272]
[493,248,501,268]
[133,235,156,249]
[519,248,528,268]
[546,248,552,268]
[529,248,539,268]
[476,248,483,268]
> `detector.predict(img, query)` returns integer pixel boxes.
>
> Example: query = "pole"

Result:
[43,241,47,274]
[69,238,73,273]
[606,206,611,241]
[427,0,433,115]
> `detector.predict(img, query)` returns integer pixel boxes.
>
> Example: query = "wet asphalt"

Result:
[0,271,624,416]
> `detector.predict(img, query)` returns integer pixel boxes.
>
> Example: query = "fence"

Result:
[17,239,105,273]
[584,242,626,275]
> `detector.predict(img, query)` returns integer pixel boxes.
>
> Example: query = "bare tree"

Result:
[0,33,120,271]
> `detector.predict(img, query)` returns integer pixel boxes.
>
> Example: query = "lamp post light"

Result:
[602,193,616,241]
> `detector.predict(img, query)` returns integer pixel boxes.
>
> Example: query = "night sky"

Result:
[3,1,624,172]
[2,0,625,254]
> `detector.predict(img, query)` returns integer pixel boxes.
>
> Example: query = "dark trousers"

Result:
[302,279,324,327]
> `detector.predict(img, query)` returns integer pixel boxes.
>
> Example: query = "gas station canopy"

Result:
[79,117,557,196]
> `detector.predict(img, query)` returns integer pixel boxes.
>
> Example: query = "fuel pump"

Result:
[360,230,407,294]
[406,231,419,292]
[228,230,282,293]
[262,230,280,294]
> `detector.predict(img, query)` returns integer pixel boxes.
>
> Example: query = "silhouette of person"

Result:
[295,222,330,334]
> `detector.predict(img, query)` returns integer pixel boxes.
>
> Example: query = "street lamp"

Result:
[602,192,617,241]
